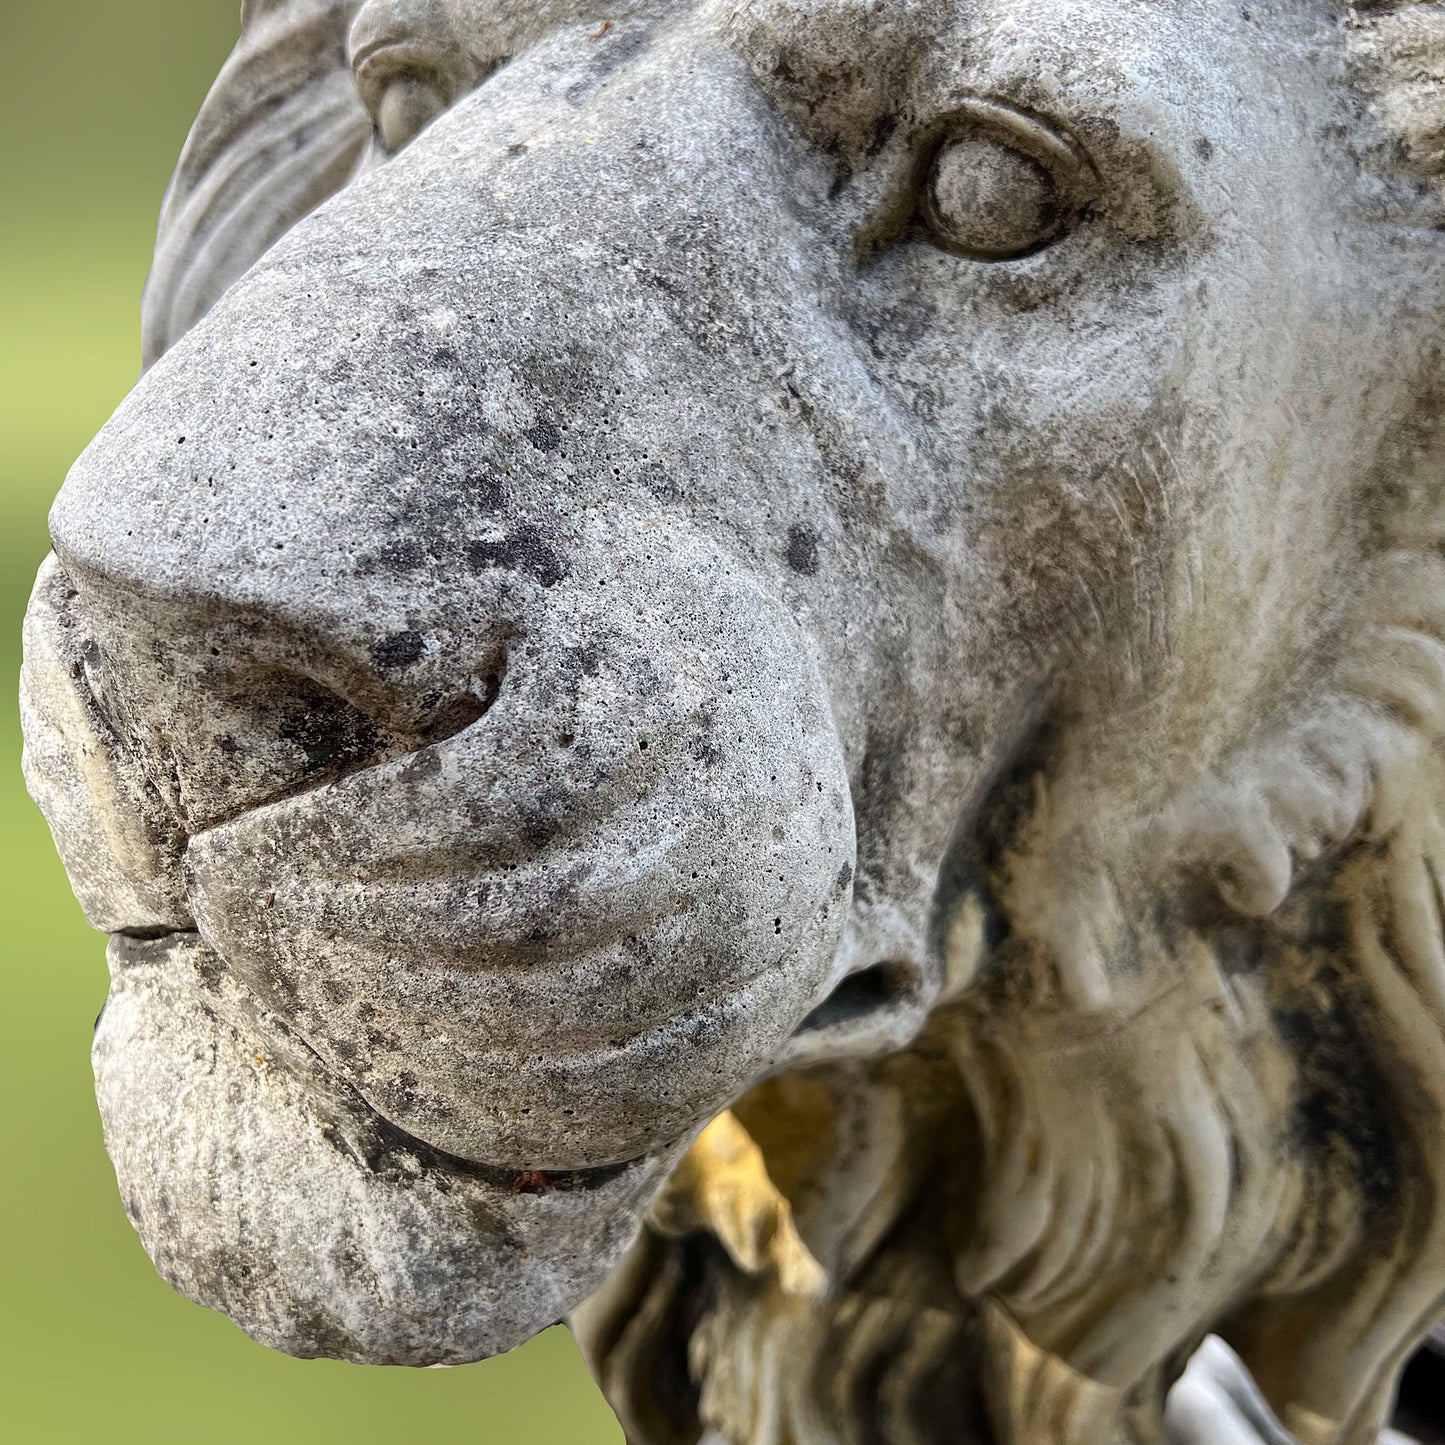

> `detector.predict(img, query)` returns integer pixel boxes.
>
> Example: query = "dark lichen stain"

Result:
[400,747,444,783]
[593,23,652,77]
[786,525,821,576]
[562,642,603,679]
[520,782,575,848]
[1272,948,1402,1222]
[356,536,428,578]
[930,711,1067,966]
[321,354,356,387]
[689,731,722,767]
[278,691,380,773]
[867,112,899,157]
[194,948,226,992]
[466,523,569,589]
[372,630,426,671]
[524,420,563,453]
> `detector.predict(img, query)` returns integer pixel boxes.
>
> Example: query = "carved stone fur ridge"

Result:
[18,2,1445,1444]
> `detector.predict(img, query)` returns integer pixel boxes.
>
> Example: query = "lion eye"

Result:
[917,104,1096,261]
[923,135,1062,258]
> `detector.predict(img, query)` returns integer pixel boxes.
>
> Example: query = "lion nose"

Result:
[41,518,855,1171]
[43,315,856,1173]
[47,286,584,834]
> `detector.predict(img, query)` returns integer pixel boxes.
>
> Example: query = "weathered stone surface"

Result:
[20,0,1445,1441]
[95,930,682,1362]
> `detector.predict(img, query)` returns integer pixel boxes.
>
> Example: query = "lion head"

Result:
[19,1,1445,1442]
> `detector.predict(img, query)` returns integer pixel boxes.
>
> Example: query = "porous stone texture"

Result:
[20,0,1445,1442]
[96,930,682,1362]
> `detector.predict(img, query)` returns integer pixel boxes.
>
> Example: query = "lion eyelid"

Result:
[936,96,1095,188]
[852,94,1102,263]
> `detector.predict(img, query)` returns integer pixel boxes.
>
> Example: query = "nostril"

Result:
[419,689,492,745]
[64,637,512,844]
[420,668,505,746]
[273,675,386,776]
[51,547,518,838]
[194,647,509,831]
[124,667,402,837]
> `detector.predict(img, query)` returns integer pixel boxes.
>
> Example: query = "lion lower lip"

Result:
[361,1110,657,1192]
[104,927,662,1184]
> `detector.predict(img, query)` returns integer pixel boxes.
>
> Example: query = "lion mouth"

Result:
[110,922,201,943]
[102,926,654,1188]
[92,927,689,1365]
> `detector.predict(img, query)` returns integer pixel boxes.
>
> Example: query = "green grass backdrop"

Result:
[0,3,622,1439]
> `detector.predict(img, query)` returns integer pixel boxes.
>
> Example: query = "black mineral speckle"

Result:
[524,420,563,453]
[786,524,820,576]
[372,630,426,671]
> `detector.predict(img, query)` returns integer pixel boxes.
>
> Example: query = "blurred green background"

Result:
[0,3,620,1439]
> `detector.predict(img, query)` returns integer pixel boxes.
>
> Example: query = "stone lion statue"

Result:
[19,1,1445,1441]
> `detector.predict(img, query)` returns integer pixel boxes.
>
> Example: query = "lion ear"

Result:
[141,0,370,368]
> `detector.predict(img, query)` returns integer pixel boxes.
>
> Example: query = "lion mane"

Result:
[576,7,1445,1443]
